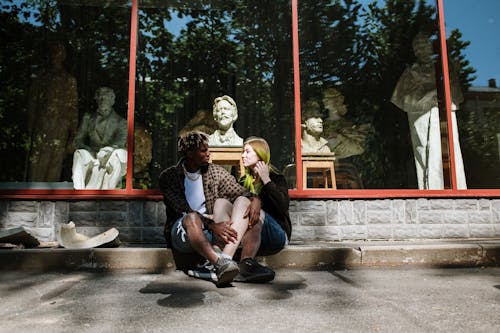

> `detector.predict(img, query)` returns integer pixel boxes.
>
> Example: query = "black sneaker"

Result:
[187,259,217,282]
[234,258,275,283]
[213,256,239,287]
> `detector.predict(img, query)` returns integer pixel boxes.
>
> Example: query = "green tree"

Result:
[352,0,440,188]
[446,29,476,92]
[298,0,363,101]
[0,0,131,182]
[231,0,295,168]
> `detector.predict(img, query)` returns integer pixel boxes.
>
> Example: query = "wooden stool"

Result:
[209,147,245,177]
[302,154,336,189]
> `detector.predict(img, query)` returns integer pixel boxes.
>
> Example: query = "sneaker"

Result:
[187,259,217,282]
[234,258,275,283]
[213,256,239,287]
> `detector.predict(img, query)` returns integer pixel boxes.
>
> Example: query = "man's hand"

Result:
[245,197,262,229]
[209,221,238,244]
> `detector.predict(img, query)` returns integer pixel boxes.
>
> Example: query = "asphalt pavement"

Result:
[1,267,499,333]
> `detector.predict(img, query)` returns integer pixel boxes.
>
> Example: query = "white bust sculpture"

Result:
[322,87,370,159]
[72,87,127,189]
[301,115,331,154]
[208,95,243,147]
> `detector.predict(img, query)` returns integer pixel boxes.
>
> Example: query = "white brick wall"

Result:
[1,198,500,243]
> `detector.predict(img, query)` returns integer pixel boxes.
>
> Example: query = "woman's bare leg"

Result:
[240,210,265,259]
[213,196,250,257]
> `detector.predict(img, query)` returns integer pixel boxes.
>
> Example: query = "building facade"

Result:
[0,0,499,243]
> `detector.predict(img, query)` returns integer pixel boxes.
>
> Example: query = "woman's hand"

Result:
[254,161,271,184]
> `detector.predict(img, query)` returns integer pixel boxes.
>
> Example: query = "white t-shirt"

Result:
[184,170,207,215]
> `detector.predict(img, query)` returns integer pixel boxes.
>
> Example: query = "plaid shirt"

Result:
[159,159,252,247]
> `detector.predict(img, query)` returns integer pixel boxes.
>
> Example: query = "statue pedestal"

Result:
[209,147,244,177]
[302,153,336,189]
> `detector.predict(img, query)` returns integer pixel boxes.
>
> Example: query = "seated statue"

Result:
[301,100,331,154]
[72,87,127,189]
[208,95,243,147]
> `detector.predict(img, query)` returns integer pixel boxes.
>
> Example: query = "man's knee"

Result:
[182,212,202,230]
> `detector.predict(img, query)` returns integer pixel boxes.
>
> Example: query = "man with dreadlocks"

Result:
[159,131,262,287]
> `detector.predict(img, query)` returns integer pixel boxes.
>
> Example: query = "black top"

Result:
[245,171,292,240]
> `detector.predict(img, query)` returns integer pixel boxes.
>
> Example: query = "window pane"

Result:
[298,0,461,190]
[0,0,131,189]
[134,1,295,189]
[445,0,500,188]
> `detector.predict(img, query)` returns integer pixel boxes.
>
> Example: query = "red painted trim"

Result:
[1,188,499,200]
[437,0,457,189]
[292,0,303,191]
[289,189,500,199]
[125,0,138,193]
[0,189,161,200]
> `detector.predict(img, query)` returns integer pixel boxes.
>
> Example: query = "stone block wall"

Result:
[0,200,166,244]
[1,198,500,244]
[291,199,500,242]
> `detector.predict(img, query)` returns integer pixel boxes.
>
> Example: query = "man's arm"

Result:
[216,166,252,200]
[159,167,191,217]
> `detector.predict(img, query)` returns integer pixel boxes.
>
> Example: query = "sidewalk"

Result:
[1,268,499,332]
[1,239,499,272]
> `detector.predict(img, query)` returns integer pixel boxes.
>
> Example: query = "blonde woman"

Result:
[237,137,292,282]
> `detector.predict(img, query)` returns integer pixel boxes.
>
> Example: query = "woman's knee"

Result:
[231,197,252,220]
[214,198,232,211]
[213,198,233,221]
[233,196,250,209]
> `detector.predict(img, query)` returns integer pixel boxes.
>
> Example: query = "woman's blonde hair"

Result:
[241,136,277,194]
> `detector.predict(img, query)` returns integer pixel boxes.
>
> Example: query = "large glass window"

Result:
[444,0,500,188]
[298,0,472,190]
[0,0,497,196]
[0,0,131,189]
[134,1,295,189]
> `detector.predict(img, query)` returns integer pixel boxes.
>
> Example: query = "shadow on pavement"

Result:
[139,280,209,307]
[139,271,308,306]
[236,272,307,300]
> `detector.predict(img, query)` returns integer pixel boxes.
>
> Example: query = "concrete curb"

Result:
[358,243,496,267]
[0,241,498,272]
